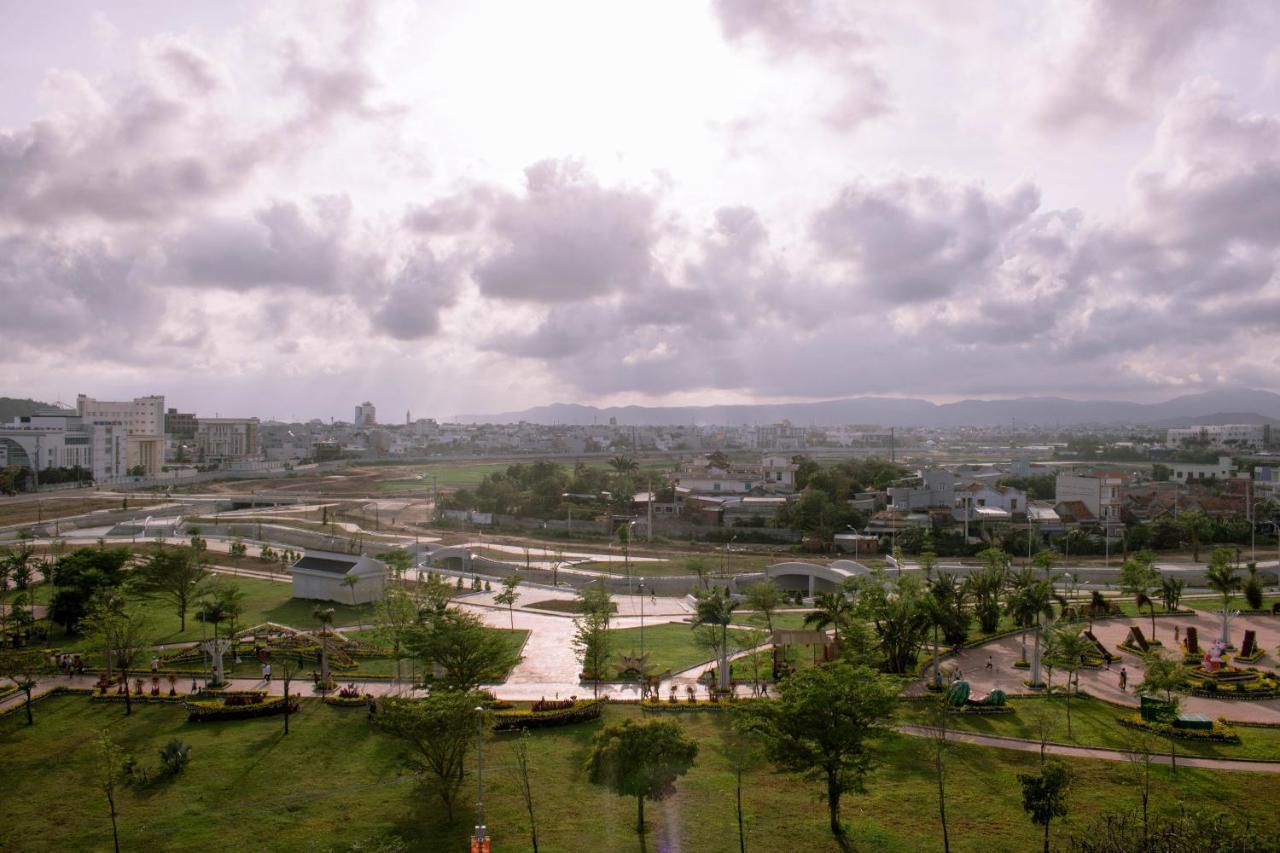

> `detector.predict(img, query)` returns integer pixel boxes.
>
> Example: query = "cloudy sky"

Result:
[3,0,1280,421]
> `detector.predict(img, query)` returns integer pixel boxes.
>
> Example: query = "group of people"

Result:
[53,653,84,675]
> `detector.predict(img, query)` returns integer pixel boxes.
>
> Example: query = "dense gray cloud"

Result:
[474,160,660,302]
[713,0,889,130]
[1035,0,1228,130]
[371,251,462,341]
[810,178,1040,302]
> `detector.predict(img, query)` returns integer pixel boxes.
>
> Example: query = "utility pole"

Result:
[472,705,488,850]
[647,476,654,543]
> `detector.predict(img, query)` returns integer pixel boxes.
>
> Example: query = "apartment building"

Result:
[76,394,164,475]
[196,418,260,463]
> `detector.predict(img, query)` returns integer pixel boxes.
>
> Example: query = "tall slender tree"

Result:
[129,545,209,632]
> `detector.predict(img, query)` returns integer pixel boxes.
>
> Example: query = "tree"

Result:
[1123,731,1159,847]
[1159,575,1185,614]
[1019,760,1070,853]
[925,692,953,853]
[97,730,125,853]
[381,548,414,581]
[857,571,932,674]
[312,605,336,634]
[48,547,131,633]
[1046,624,1093,737]
[1204,547,1242,646]
[1009,576,1058,687]
[1064,806,1280,853]
[965,549,1009,634]
[802,590,854,652]
[340,574,360,605]
[1138,649,1186,770]
[1178,511,1212,561]
[685,557,713,591]
[1120,550,1160,643]
[1243,563,1264,611]
[80,596,151,715]
[373,586,420,661]
[406,608,518,691]
[0,650,52,725]
[494,575,522,630]
[129,546,209,632]
[198,578,246,639]
[278,655,303,735]
[511,730,539,853]
[609,455,640,475]
[737,662,898,840]
[574,584,614,696]
[585,718,699,836]
[692,587,739,691]
[744,579,783,633]
[374,693,481,823]
[1006,568,1040,664]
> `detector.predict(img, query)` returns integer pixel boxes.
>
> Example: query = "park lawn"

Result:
[5,696,1280,852]
[1183,594,1280,614]
[38,576,377,653]
[609,622,717,675]
[897,695,1280,761]
[731,610,812,630]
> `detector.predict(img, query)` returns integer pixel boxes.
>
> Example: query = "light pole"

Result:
[639,581,646,659]
[473,705,487,847]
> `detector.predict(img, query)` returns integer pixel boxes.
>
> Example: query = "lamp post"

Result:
[639,581,646,659]
[473,705,487,846]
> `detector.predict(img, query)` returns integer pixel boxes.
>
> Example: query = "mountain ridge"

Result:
[453,389,1280,428]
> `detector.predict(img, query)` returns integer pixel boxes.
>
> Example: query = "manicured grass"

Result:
[731,610,812,631]
[1182,594,1280,614]
[38,576,377,653]
[4,695,1280,851]
[609,621,723,675]
[898,695,1280,761]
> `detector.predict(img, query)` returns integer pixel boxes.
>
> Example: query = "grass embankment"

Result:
[0,497,164,528]
[898,695,1280,762]
[4,696,1280,852]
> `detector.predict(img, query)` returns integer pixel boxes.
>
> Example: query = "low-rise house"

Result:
[289,550,386,604]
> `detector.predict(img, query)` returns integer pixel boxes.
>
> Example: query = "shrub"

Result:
[160,739,192,776]
[491,699,605,731]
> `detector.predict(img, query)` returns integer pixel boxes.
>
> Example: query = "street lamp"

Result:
[473,705,487,848]
[638,581,646,659]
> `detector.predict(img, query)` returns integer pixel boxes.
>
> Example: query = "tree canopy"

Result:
[585,718,699,835]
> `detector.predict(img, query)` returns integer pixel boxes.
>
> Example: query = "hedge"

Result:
[491,699,605,731]
[1117,714,1241,743]
[185,696,298,722]
[323,695,367,707]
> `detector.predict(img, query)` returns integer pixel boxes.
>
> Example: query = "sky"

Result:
[2,0,1280,422]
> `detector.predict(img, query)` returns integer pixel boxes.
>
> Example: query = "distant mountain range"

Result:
[454,389,1280,429]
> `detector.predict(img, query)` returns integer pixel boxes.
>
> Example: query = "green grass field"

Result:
[36,576,377,653]
[898,694,1280,761]
[4,695,1280,852]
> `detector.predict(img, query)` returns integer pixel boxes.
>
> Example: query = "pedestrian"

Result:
[1175,625,1181,646]
[985,655,993,671]
[366,694,377,722]
[1119,667,1127,691]
[954,667,963,683]
[263,662,272,682]
[151,656,160,673]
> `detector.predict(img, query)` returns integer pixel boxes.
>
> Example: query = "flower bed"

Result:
[323,695,367,707]
[185,695,297,722]
[955,705,1015,716]
[491,699,605,731]
[1117,714,1240,743]
[90,694,188,705]
[641,699,732,713]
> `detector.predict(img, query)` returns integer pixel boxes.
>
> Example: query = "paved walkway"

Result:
[895,725,1280,773]
[905,612,1280,725]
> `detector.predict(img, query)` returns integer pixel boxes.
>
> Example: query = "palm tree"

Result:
[1178,511,1211,562]
[803,590,854,652]
[692,588,738,692]
[1204,548,1242,646]
[1017,579,1058,688]
[312,606,336,635]
[1045,624,1093,737]
[1006,568,1040,664]
[609,456,640,475]
[1159,576,1184,614]
[1120,552,1160,644]
[966,548,1010,634]
[340,574,359,606]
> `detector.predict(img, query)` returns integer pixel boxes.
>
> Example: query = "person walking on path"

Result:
[1119,667,1127,691]
[262,662,272,683]
[985,655,993,671]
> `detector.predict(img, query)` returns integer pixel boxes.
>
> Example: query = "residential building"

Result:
[1167,424,1271,450]
[76,393,165,475]
[354,401,377,429]
[1168,456,1240,482]
[750,421,807,450]
[888,468,956,511]
[196,418,260,463]
[1055,470,1128,526]
[960,483,1028,514]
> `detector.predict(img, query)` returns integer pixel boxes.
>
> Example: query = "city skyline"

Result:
[3,1,1280,421]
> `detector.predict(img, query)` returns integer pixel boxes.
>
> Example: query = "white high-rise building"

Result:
[354,401,376,429]
[76,394,165,475]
